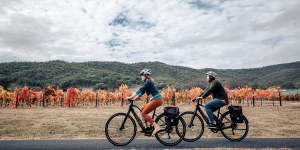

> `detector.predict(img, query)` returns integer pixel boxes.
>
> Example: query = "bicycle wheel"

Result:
[180,111,204,142]
[105,113,137,146]
[154,113,186,146]
[220,111,249,142]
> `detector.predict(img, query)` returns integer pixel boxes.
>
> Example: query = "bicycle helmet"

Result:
[139,69,152,76]
[206,71,217,78]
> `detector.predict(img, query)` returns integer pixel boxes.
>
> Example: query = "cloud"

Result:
[0,14,53,50]
[0,12,75,61]
[0,0,20,14]
[0,0,299,69]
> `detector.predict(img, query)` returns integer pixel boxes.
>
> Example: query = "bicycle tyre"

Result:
[180,111,204,142]
[154,113,186,146]
[220,111,249,142]
[105,113,137,146]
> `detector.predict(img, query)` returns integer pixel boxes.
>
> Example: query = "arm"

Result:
[199,88,209,97]
[127,80,150,100]
[199,81,218,99]
[127,93,139,100]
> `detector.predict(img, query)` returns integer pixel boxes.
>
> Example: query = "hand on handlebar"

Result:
[126,97,134,101]
[191,96,203,102]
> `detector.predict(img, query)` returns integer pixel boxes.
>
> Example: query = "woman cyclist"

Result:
[194,71,228,128]
[126,69,163,135]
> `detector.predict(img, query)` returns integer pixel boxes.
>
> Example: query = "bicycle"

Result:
[180,98,249,142]
[105,99,186,146]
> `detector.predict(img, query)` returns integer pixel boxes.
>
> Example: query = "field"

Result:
[0,101,300,140]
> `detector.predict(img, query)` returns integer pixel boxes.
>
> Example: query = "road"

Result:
[0,138,299,150]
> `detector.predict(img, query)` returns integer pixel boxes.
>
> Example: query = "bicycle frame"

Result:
[190,100,223,126]
[120,100,157,134]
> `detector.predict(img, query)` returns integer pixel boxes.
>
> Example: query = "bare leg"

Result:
[152,122,161,135]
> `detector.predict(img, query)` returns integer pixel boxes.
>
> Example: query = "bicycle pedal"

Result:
[145,133,152,136]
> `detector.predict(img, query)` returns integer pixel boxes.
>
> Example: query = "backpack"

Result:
[228,106,244,123]
[164,106,180,126]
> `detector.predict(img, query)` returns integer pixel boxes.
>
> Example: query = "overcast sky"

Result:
[0,0,299,69]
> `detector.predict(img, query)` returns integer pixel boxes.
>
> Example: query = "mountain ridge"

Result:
[0,60,299,90]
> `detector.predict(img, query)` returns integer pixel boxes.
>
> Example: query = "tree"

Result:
[0,77,14,90]
[281,82,295,89]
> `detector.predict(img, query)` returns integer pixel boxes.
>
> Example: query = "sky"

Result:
[0,0,299,69]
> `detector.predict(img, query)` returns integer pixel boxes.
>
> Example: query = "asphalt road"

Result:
[0,138,299,150]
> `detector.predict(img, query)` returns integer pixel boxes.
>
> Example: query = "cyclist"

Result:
[126,69,163,135]
[194,71,228,128]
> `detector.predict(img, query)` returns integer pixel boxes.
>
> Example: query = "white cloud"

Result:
[0,0,299,69]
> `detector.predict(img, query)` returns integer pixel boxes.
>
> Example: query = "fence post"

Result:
[42,93,45,107]
[279,91,282,106]
[16,91,19,108]
[252,95,255,107]
[60,97,63,107]
[96,93,98,108]
[121,93,124,106]
[172,90,176,106]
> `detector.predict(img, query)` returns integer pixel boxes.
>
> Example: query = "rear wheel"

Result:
[105,113,137,146]
[220,111,249,142]
[154,113,186,146]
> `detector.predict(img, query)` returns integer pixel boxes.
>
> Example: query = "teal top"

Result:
[136,79,162,101]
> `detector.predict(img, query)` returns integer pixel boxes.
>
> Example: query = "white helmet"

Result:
[206,71,217,78]
[139,69,152,76]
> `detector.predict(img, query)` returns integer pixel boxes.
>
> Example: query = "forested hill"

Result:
[0,60,299,91]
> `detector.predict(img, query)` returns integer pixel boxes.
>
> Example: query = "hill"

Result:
[0,60,299,91]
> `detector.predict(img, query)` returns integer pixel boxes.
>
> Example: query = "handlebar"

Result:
[191,98,197,102]
[191,97,201,102]
[127,98,134,102]
[191,97,203,104]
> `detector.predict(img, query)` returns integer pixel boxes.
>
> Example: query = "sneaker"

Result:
[207,123,216,128]
[152,125,161,136]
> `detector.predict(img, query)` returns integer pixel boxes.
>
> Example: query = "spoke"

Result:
[222,126,232,130]
[224,117,231,122]
[160,119,166,124]
[233,128,247,131]
[188,120,194,127]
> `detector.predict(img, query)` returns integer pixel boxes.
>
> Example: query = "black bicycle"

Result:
[180,98,248,142]
[105,99,186,146]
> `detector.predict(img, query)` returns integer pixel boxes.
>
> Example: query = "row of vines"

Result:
[0,85,299,108]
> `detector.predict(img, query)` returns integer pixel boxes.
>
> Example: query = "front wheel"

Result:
[180,111,204,142]
[154,113,186,146]
[105,113,137,146]
[220,111,249,142]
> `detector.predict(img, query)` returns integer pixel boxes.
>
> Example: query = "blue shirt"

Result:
[136,79,162,101]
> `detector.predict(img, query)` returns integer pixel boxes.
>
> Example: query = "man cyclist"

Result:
[193,71,228,128]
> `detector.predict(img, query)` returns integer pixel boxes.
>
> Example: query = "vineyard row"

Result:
[0,85,299,108]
